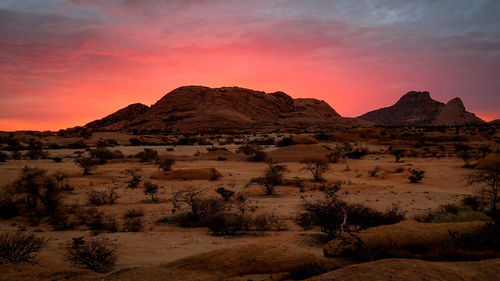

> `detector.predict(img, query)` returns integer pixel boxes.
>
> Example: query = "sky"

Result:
[0,0,499,131]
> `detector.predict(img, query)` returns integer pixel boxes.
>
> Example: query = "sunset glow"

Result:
[1,0,499,131]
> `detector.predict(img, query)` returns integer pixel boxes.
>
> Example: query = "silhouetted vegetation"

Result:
[87,187,120,206]
[408,168,425,183]
[65,237,117,273]
[296,183,404,238]
[0,231,44,264]
[301,158,328,182]
[253,162,285,195]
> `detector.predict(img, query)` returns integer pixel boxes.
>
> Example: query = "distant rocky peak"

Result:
[396,91,432,104]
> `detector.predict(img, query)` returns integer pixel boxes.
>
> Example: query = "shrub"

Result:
[207,194,255,235]
[9,167,64,224]
[0,198,19,220]
[461,196,483,211]
[158,159,175,171]
[52,156,63,163]
[135,148,158,162]
[390,148,405,163]
[252,213,287,231]
[125,168,141,188]
[237,144,259,155]
[89,148,124,164]
[0,152,7,162]
[24,149,48,160]
[296,183,403,238]
[301,158,328,182]
[129,137,141,146]
[65,237,117,273]
[467,162,500,217]
[415,203,491,223]
[171,187,225,227]
[0,231,44,264]
[215,187,235,202]
[208,213,242,236]
[143,181,160,201]
[87,187,120,206]
[74,157,99,175]
[248,150,267,162]
[345,147,368,159]
[78,208,118,232]
[122,208,144,232]
[253,163,285,195]
[277,136,293,147]
[368,166,380,177]
[408,168,425,183]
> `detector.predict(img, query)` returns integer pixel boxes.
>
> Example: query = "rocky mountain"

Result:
[86,86,361,133]
[358,91,484,126]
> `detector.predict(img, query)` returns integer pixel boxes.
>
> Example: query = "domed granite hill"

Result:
[432,98,484,126]
[86,86,362,133]
[358,91,484,126]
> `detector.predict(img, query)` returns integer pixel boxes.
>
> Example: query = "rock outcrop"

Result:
[85,86,362,133]
[358,91,484,126]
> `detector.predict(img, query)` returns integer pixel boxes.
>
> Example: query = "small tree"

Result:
[391,148,406,163]
[468,160,500,218]
[408,168,425,183]
[125,168,141,188]
[143,181,159,201]
[255,162,285,195]
[65,237,117,273]
[301,158,328,182]
[74,157,99,175]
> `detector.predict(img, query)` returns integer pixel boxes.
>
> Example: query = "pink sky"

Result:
[0,0,499,131]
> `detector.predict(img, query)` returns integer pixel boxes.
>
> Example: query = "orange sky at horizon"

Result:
[0,0,499,131]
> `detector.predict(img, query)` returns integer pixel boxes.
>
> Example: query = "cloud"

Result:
[0,0,498,130]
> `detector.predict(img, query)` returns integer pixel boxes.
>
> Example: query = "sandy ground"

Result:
[0,140,493,273]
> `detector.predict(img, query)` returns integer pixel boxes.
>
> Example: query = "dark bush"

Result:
[52,156,63,163]
[0,152,7,162]
[0,231,44,264]
[143,181,160,201]
[87,187,120,206]
[158,159,175,171]
[125,168,141,188]
[408,168,425,183]
[237,144,259,155]
[208,213,242,236]
[89,148,124,164]
[24,149,48,160]
[9,167,65,224]
[296,183,404,238]
[215,187,234,202]
[461,196,483,211]
[74,157,99,175]
[122,208,144,232]
[277,136,294,147]
[136,148,158,162]
[0,198,19,220]
[301,158,328,182]
[65,237,117,273]
[345,147,368,159]
[78,208,118,232]
[129,137,142,146]
[171,187,225,227]
[248,150,267,162]
[253,163,285,195]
